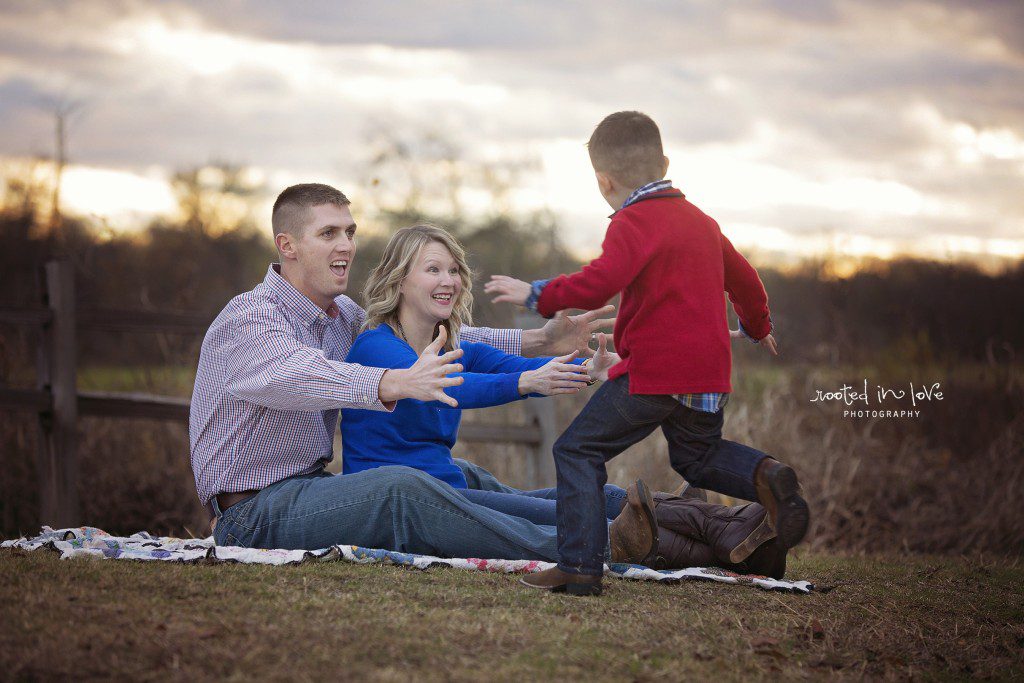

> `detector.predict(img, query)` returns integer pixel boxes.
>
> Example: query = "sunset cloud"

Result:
[0,0,1021,258]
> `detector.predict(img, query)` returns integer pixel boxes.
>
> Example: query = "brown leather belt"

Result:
[206,489,260,520]
[218,490,259,510]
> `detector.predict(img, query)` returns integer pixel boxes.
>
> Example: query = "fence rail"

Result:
[0,260,556,528]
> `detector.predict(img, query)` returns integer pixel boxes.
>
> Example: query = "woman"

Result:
[341,224,630,526]
[341,224,788,576]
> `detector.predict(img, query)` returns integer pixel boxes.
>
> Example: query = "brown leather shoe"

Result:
[520,567,603,595]
[609,479,658,566]
[754,458,810,549]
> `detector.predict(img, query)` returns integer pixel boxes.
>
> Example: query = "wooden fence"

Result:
[0,260,557,528]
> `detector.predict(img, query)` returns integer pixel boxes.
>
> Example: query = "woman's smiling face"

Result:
[399,240,462,324]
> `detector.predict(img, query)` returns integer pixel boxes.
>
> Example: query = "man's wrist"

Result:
[377,368,404,405]
[520,329,546,357]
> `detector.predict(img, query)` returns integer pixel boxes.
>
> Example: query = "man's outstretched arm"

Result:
[225,304,463,410]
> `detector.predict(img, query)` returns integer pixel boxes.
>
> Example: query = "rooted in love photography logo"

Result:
[809,379,944,418]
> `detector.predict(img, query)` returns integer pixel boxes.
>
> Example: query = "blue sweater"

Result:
[341,324,556,488]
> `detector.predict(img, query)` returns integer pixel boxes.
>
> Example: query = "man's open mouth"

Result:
[330,260,348,276]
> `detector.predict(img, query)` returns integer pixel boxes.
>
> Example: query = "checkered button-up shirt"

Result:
[189,264,521,505]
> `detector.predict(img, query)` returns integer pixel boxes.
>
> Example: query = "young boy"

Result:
[486,111,809,595]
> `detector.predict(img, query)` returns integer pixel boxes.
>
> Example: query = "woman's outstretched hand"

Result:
[587,332,620,383]
[518,351,592,396]
[378,326,465,407]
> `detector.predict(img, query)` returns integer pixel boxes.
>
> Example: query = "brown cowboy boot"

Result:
[654,497,776,564]
[753,457,810,549]
[653,525,788,578]
[609,480,659,566]
[653,526,716,570]
[725,537,788,579]
[669,480,708,502]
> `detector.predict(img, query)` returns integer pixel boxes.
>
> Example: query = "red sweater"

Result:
[537,190,771,394]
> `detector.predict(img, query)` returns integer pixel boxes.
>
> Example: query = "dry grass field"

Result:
[2,548,1022,680]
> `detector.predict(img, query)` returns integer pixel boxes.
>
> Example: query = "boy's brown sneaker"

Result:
[754,458,810,549]
[520,567,603,596]
[609,479,659,566]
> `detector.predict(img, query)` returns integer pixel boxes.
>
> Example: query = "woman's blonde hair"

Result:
[361,224,474,351]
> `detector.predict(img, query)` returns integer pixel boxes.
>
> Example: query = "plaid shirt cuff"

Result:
[738,317,774,343]
[525,278,552,314]
[351,365,395,411]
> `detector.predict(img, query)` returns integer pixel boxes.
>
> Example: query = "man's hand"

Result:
[378,326,465,407]
[518,352,591,396]
[522,305,616,358]
[484,276,532,306]
[586,332,620,382]
[730,328,779,356]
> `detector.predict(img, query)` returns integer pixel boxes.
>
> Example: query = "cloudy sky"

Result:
[1,0,1022,262]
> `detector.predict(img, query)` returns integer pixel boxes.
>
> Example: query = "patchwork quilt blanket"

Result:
[2,526,813,594]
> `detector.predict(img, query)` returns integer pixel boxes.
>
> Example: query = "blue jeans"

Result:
[451,458,628,526]
[554,374,770,576]
[212,463,609,562]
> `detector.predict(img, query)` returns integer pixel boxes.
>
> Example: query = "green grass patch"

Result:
[2,550,1021,680]
[78,365,197,398]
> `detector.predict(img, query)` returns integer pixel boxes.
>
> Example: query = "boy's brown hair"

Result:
[272,183,350,237]
[587,111,665,190]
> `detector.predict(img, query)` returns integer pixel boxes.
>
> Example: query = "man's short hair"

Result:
[271,183,350,237]
[587,111,665,189]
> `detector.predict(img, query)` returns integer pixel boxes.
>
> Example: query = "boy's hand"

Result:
[484,276,531,306]
[729,328,779,356]
[378,326,465,407]
[518,351,591,396]
[587,332,620,382]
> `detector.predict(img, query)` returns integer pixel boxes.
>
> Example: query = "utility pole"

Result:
[50,108,66,236]
[48,100,82,248]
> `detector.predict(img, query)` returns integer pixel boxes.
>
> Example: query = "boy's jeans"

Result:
[554,374,769,576]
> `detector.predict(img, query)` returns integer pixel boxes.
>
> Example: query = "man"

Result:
[189,182,622,560]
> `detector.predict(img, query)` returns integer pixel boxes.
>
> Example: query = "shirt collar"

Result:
[621,179,675,209]
[265,264,340,329]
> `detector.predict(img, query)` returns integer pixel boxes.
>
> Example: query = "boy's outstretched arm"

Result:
[485,276,616,358]
[721,232,773,341]
[486,276,532,306]
[488,216,648,319]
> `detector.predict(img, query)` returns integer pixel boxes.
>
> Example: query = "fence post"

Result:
[36,260,79,528]
[525,400,558,489]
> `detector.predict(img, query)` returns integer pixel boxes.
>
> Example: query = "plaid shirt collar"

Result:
[621,179,675,209]
[265,264,340,330]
